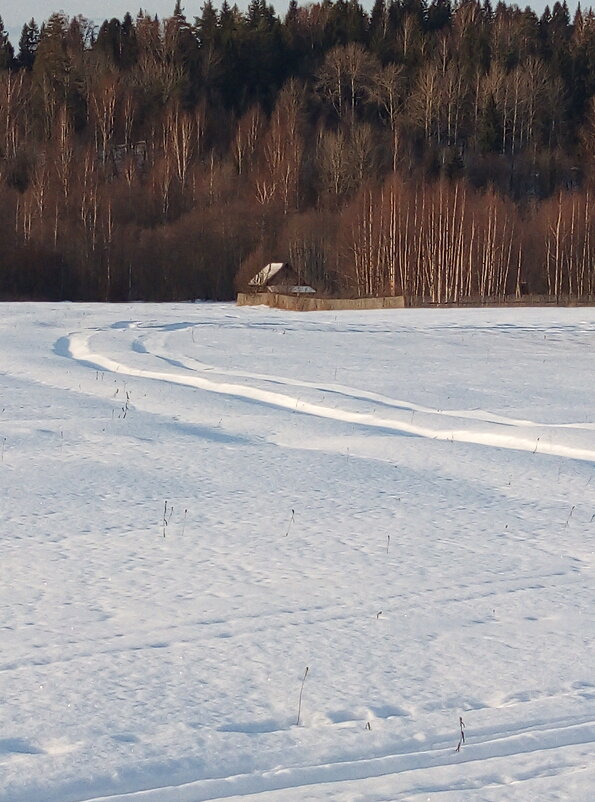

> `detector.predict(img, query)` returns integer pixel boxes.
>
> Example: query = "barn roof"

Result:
[248,262,288,287]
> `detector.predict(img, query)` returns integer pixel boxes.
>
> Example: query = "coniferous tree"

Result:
[165,1,201,106]
[478,92,502,152]
[0,0,594,303]
[0,16,14,69]
[95,18,124,66]
[426,0,452,31]
[120,13,138,69]
[17,19,39,69]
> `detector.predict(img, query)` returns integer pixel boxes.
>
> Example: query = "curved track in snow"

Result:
[63,326,595,463]
[3,305,595,802]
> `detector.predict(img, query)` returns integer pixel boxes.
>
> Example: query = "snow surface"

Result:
[1,302,595,802]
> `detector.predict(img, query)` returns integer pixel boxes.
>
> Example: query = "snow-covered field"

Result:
[1,303,595,802]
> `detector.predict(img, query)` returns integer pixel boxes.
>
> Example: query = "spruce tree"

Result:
[17,19,40,70]
[0,16,14,70]
[120,13,138,69]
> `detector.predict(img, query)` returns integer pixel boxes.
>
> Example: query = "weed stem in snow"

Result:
[285,509,295,537]
[296,666,309,725]
[456,716,466,751]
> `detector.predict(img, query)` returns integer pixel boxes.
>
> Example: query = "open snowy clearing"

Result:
[1,302,594,801]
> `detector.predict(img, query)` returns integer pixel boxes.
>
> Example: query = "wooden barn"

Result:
[248,263,316,295]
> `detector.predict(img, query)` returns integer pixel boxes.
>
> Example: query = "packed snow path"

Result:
[63,322,595,463]
[1,304,594,801]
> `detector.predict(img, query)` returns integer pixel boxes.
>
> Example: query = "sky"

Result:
[2,0,585,43]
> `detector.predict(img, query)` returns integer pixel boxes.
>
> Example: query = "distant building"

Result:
[248,262,316,295]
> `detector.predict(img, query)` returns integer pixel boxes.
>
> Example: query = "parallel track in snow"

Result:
[79,714,595,801]
[60,328,595,463]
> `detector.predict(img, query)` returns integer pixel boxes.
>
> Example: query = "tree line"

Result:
[0,0,594,302]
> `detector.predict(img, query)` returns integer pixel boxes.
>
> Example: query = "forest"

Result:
[0,0,594,303]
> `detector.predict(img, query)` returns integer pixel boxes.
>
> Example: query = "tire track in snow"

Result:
[60,331,595,463]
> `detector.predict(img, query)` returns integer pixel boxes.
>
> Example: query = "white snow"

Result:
[1,302,594,801]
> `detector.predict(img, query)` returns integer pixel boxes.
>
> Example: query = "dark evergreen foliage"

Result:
[0,1,593,302]
[0,16,14,69]
[16,19,39,70]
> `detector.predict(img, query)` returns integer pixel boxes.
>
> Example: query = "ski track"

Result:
[0,567,573,675]
[130,327,593,431]
[3,307,595,802]
[60,328,595,463]
[74,715,595,802]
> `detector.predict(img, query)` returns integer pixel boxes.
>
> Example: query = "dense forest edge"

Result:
[0,0,594,303]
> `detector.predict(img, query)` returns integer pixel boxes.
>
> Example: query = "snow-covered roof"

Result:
[283,285,316,294]
[249,263,287,287]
